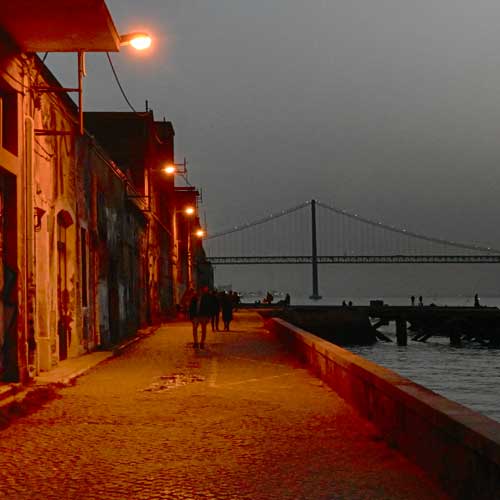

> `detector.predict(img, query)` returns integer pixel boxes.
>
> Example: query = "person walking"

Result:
[474,293,480,308]
[189,286,212,349]
[220,291,233,331]
[209,289,221,332]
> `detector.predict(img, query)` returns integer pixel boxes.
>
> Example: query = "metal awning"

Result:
[0,0,120,52]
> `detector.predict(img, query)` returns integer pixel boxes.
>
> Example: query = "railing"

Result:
[209,255,500,264]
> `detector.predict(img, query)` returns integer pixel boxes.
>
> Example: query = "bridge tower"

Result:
[309,199,322,300]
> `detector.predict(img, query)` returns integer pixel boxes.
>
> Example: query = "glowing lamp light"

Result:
[195,229,205,238]
[120,32,152,50]
[164,165,176,175]
[185,206,195,216]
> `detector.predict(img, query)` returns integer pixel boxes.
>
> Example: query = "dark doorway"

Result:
[0,171,19,381]
[57,210,73,360]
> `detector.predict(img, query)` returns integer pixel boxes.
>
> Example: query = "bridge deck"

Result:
[0,312,447,499]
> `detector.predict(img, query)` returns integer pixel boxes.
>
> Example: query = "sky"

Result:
[46,0,500,297]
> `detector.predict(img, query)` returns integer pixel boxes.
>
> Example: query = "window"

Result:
[0,81,18,156]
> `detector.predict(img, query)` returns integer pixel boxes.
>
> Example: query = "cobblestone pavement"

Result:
[0,312,448,500]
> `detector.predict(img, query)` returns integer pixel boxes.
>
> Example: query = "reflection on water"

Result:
[293,296,500,423]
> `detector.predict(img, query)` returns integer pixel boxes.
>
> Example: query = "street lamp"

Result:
[163,158,188,176]
[119,32,152,50]
[195,228,205,238]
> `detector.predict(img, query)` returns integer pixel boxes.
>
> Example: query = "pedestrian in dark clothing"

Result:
[220,291,233,331]
[189,286,212,349]
[411,295,415,306]
[209,290,220,331]
[474,293,480,308]
[418,295,423,307]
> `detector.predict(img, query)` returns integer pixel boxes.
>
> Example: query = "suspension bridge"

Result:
[204,200,500,299]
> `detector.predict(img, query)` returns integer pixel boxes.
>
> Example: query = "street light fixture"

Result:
[119,32,152,50]
[163,158,188,176]
[195,228,205,238]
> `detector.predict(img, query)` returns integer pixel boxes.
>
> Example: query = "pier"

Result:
[252,303,500,347]
[366,303,500,346]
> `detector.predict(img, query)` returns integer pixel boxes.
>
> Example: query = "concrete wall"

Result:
[267,318,500,500]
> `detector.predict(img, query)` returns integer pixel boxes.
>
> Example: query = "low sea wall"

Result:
[267,317,500,500]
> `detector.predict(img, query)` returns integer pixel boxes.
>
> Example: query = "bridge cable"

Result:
[317,201,500,254]
[205,200,311,240]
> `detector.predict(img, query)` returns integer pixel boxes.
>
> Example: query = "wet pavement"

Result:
[0,311,448,499]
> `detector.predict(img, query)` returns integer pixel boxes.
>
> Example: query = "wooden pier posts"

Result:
[396,318,408,346]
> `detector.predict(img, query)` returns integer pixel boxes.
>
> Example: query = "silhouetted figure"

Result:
[189,286,212,349]
[342,300,347,307]
[348,300,353,307]
[209,289,220,331]
[181,287,196,319]
[411,295,415,306]
[474,293,480,308]
[220,291,233,331]
[418,295,423,307]
[264,291,274,304]
[284,293,291,306]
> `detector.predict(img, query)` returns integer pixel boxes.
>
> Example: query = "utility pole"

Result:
[309,199,322,300]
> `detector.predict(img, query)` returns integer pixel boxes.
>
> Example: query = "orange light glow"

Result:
[120,32,152,50]
[195,229,205,238]
[164,165,176,174]
[130,35,152,50]
[185,207,195,216]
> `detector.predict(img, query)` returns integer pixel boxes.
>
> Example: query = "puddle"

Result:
[142,373,206,392]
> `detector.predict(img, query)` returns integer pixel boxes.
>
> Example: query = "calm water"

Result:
[291,295,500,423]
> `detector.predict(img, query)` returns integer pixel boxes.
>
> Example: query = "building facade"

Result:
[0,26,210,383]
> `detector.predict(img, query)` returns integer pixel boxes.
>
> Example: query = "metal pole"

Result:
[187,218,193,288]
[310,199,321,300]
[78,52,85,135]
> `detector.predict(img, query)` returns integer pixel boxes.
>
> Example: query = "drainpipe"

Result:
[23,116,35,381]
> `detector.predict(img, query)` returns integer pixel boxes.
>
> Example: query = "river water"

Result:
[289,295,500,423]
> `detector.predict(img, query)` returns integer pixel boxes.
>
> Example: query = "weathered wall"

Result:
[267,318,500,500]
[80,138,147,347]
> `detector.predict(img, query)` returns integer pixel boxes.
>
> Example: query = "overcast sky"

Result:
[46,1,500,296]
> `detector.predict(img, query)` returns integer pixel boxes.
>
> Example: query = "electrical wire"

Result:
[105,52,196,191]
[106,52,138,113]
